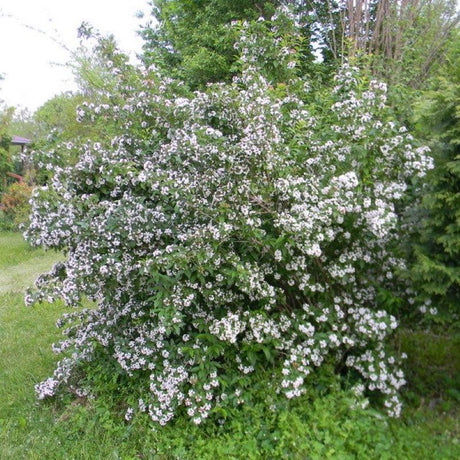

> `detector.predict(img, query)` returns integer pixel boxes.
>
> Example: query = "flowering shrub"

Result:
[25,17,433,424]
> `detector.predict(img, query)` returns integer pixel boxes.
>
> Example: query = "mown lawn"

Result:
[0,232,459,459]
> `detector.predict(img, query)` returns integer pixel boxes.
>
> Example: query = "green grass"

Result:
[0,232,63,294]
[0,232,459,459]
[0,233,63,421]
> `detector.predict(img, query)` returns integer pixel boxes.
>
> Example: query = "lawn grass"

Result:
[0,233,63,421]
[0,232,63,294]
[0,232,459,459]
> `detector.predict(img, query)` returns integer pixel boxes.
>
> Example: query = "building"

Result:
[10,135,31,152]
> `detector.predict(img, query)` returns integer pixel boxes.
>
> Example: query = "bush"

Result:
[0,182,32,231]
[398,329,460,405]
[25,17,433,424]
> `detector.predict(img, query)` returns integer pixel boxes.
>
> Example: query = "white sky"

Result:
[0,0,152,111]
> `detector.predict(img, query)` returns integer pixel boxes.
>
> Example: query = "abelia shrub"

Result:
[25,19,432,424]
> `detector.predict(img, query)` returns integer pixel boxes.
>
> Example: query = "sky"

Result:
[0,0,152,112]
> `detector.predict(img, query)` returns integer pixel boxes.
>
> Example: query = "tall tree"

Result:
[408,33,460,319]
[140,1,458,91]
[140,0,307,88]
[306,0,459,87]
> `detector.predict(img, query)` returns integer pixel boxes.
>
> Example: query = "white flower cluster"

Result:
[25,19,433,423]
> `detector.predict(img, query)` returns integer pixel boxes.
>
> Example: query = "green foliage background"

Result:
[407,33,460,322]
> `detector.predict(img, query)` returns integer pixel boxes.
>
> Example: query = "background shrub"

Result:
[0,182,33,231]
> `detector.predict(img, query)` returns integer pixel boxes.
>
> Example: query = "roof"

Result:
[11,135,31,145]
